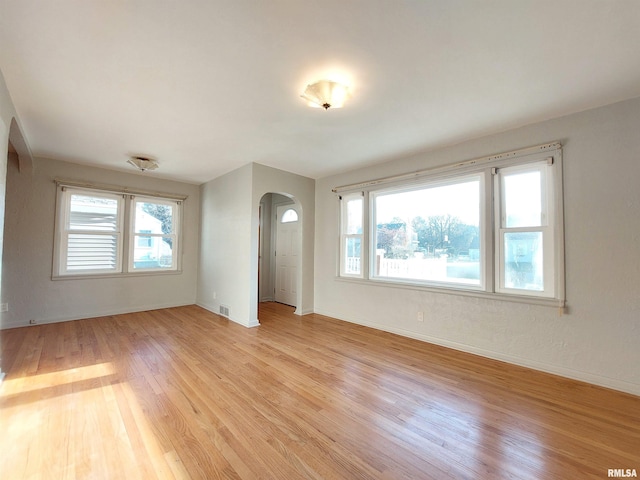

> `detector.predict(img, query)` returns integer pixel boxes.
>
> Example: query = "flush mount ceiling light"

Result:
[127,155,159,172]
[301,80,349,110]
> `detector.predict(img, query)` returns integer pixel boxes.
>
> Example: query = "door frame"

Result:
[256,193,303,319]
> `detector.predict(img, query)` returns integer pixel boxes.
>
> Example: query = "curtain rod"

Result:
[332,141,562,193]
[54,178,188,201]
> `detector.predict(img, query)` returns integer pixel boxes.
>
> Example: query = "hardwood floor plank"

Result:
[2,303,639,479]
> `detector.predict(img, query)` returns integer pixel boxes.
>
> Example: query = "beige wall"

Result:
[1,157,200,328]
[314,96,640,396]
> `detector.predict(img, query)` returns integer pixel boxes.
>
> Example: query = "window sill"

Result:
[52,270,183,281]
[335,275,565,309]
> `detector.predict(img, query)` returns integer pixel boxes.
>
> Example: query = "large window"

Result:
[372,175,482,287]
[54,185,183,278]
[337,144,564,304]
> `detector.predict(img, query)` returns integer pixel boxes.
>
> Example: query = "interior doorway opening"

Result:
[258,192,301,320]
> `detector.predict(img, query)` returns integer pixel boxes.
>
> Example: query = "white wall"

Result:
[1,157,200,328]
[314,97,640,396]
[0,69,23,378]
[0,122,7,310]
[258,193,274,303]
[197,162,314,327]
[0,103,8,381]
[197,163,255,326]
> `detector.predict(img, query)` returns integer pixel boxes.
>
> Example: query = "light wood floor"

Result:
[1,303,638,479]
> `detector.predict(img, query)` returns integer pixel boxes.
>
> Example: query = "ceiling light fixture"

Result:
[301,80,349,110]
[127,155,159,172]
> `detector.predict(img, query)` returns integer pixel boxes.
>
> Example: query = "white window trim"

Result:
[53,184,185,279]
[339,192,365,278]
[335,143,565,307]
[128,195,181,273]
[54,178,187,201]
[54,187,125,277]
[495,161,556,298]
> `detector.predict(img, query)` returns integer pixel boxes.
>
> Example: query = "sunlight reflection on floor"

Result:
[0,361,183,479]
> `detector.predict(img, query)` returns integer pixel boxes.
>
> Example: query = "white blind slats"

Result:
[66,233,118,271]
[63,192,122,273]
[69,212,118,231]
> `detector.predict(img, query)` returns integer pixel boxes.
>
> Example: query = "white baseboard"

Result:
[196,302,260,328]
[1,301,196,330]
[295,306,315,316]
[314,307,640,397]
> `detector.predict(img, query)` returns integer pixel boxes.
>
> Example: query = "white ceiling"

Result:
[1,1,640,184]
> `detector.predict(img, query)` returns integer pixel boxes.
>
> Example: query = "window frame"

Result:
[339,192,365,278]
[128,196,181,273]
[336,144,565,306]
[53,184,184,279]
[55,187,125,276]
[495,161,556,298]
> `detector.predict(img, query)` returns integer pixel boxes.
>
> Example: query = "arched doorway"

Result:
[257,192,302,320]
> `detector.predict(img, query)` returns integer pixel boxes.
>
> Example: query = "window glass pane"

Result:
[135,201,174,234]
[69,194,118,231]
[374,179,481,285]
[504,232,543,291]
[281,208,298,223]
[346,198,363,234]
[133,200,175,270]
[344,237,361,275]
[133,235,174,270]
[504,171,542,227]
[67,233,118,271]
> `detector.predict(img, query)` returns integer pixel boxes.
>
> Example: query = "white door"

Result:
[275,205,299,307]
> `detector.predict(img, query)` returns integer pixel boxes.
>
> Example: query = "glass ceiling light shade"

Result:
[127,155,159,172]
[301,80,349,110]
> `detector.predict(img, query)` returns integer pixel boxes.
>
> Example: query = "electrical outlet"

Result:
[213,291,217,300]
[417,311,424,322]
[0,303,8,312]
[29,319,37,325]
